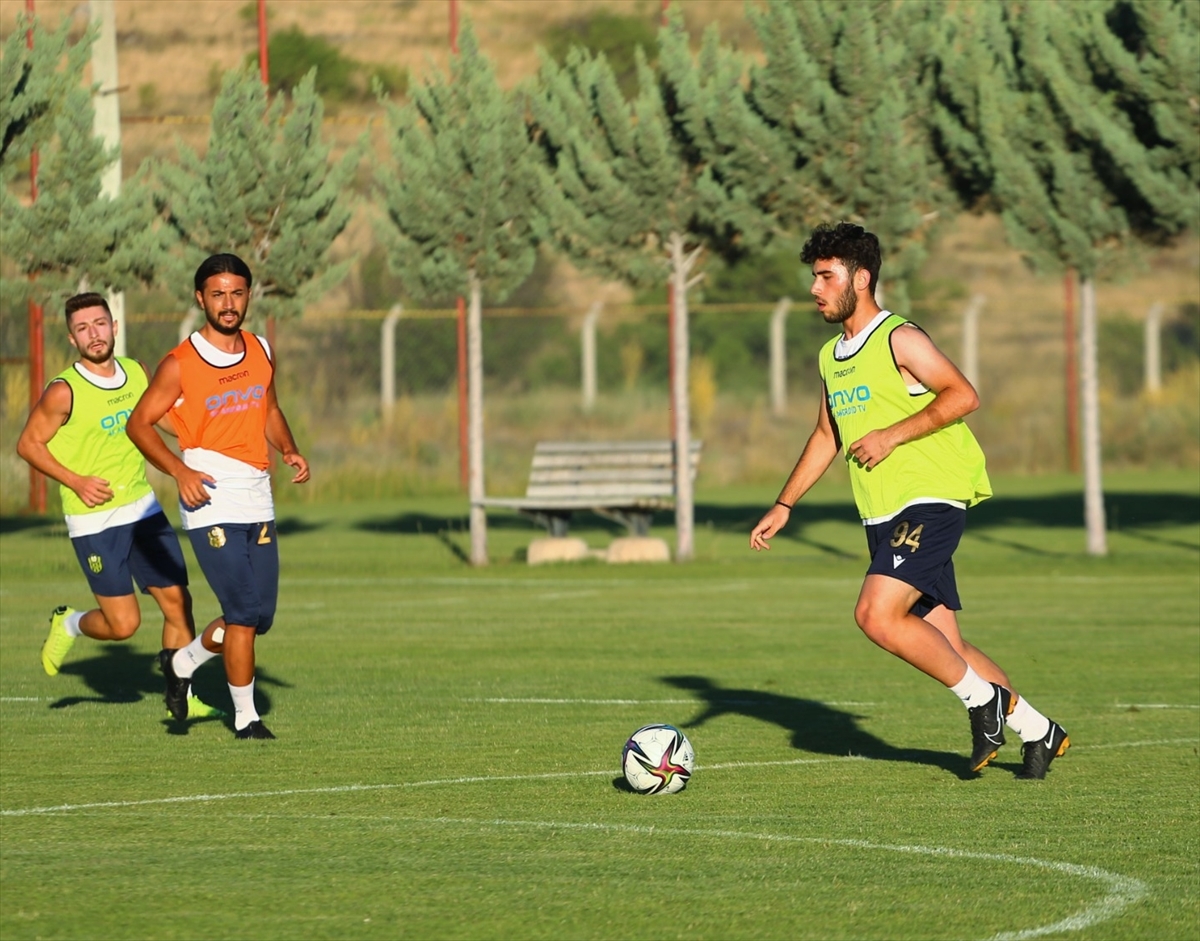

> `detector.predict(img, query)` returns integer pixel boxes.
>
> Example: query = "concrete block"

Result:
[606,536,670,564]
[527,537,590,565]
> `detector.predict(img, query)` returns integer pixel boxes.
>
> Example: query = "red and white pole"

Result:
[26,0,45,514]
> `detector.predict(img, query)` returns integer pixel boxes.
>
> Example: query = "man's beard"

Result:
[78,339,114,364]
[205,308,245,336]
[821,282,858,324]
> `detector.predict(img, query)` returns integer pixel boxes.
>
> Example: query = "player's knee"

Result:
[225,605,261,630]
[106,610,141,640]
[854,599,896,649]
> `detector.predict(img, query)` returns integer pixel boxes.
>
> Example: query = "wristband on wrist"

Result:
[775,499,793,510]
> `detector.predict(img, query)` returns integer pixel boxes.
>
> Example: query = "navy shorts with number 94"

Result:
[865,503,967,617]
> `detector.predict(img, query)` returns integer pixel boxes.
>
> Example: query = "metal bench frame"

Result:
[478,440,702,537]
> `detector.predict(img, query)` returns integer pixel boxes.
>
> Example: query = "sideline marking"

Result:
[3,739,1195,819]
[420,816,1147,941]
[1113,703,1200,710]
[1083,737,1199,749]
[465,697,877,706]
[0,697,46,702]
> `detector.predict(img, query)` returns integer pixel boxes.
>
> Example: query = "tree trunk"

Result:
[1079,276,1107,556]
[467,270,488,565]
[668,233,694,562]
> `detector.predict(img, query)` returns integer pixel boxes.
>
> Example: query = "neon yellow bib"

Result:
[819,314,991,521]
[46,358,153,517]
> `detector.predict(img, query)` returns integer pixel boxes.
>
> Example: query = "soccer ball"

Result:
[622,724,695,794]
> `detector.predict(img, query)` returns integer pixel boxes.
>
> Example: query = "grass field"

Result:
[1,472,1197,940]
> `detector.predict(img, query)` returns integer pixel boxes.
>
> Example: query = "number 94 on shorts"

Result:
[864,503,967,615]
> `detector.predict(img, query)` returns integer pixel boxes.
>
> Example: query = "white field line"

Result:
[463,697,876,706]
[420,816,1147,941]
[1113,703,1200,710]
[3,739,1195,819]
[1082,738,1199,749]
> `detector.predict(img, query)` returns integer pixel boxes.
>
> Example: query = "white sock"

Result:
[172,636,219,680]
[64,610,85,637]
[1005,695,1051,743]
[948,665,996,709]
[229,680,260,731]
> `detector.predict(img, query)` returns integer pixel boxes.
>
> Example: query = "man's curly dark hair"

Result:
[800,223,882,297]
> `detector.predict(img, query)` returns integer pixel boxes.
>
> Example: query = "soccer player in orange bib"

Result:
[128,254,309,739]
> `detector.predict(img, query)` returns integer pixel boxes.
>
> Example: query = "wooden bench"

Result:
[478,440,702,537]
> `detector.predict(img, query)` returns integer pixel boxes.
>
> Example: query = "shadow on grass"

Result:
[276,517,328,537]
[662,675,975,780]
[48,643,288,735]
[0,516,56,535]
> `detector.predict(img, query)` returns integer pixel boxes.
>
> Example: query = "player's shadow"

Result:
[49,644,287,736]
[662,675,974,780]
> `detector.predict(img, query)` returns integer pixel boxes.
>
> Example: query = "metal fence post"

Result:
[581,301,600,412]
[962,294,985,389]
[1145,301,1163,395]
[178,308,200,345]
[769,297,791,417]
[381,303,403,425]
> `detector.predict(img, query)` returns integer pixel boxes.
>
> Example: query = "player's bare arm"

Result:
[16,381,114,508]
[137,360,178,438]
[750,384,841,551]
[126,354,215,508]
[264,380,309,484]
[846,325,980,470]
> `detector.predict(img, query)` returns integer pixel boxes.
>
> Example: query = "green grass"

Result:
[1,472,1197,940]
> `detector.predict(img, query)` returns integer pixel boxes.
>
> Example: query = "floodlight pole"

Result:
[257,0,275,358]
[257,0,269,84]
[91,0,126,357]
[450,0,467,490]
[26,0,46,514]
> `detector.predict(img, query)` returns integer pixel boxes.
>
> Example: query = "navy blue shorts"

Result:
[865,503,966,617]
[187,521,279,634]
[70,511,188,598]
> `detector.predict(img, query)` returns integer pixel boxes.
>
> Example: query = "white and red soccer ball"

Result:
[622,724,695,794]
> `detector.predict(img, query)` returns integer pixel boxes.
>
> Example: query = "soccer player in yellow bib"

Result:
[16,293,223,723]
[750,223,1069,780]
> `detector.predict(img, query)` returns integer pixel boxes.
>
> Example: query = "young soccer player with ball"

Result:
[750,223,1069,780]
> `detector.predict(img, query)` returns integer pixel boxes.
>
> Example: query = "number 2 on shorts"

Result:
[257,522,272,545]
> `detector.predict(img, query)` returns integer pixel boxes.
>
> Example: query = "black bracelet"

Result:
[775,499,793,510]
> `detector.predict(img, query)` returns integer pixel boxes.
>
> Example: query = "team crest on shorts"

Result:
[87,554,103,574]
[208,526,227,549]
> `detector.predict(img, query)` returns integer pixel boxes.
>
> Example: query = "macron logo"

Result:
[892,554,906,569]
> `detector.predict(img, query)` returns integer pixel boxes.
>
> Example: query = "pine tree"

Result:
[374,21,545,566]
[744,1,948,312]
[928,0,1197,555]
[155,67,362,321]
[530,12,768,561]
[0,15,88,168]
[1,18,164,307]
